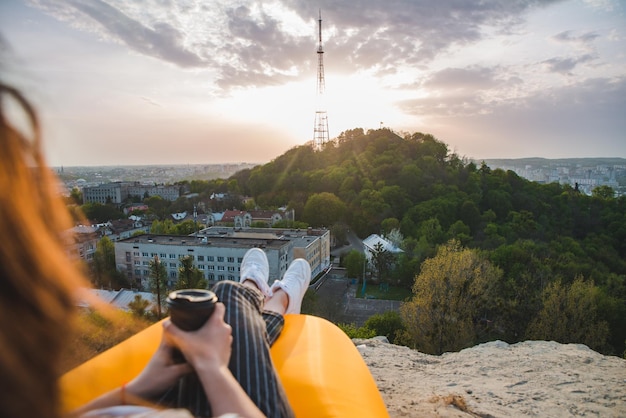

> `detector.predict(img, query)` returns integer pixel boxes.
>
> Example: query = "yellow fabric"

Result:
[60,315,389,417]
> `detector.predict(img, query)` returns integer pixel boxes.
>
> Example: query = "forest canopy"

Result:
[228,128,626,356]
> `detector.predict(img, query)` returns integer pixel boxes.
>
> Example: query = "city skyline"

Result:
[1,0,625,166]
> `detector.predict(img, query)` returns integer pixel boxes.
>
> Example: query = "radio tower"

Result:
[313,10,328,150]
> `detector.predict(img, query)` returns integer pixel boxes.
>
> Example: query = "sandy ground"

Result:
[353,338,626,417]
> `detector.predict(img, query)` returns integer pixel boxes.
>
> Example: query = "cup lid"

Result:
[167,289,217,304]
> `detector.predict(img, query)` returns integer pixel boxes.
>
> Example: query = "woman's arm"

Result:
[69,331,192,416]
[164,303,266,418]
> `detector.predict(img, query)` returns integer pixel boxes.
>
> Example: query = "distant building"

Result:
[100,219,148,241]
[114,226,330,290]
[83,182,181,205]
[127,184,180,201]
[67,225,99,261]
[82,183,126,205]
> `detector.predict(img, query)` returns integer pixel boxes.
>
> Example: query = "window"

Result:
[134,260,140,265]
[228,275,235,281]
[208,273,215,280]
[133,251,140,256]
[199,265,205,270]
[150,253,157,257]
[125,252,131,262]
[170,272,177,278]
[142,261,150,266]
[169,254,176,259]
[227,266,235,272]
[170,263,177,268]
[208,266,215,271]
[237,257,243,263]
[218,275,225,281]
[208,256,214,262]
[227,257,234,263]
[217,266,225,271]
[134,269,141,275]
[160,253,167,258]
[142,252,149,257]
[217,256,224,262]
[197,255,204,261]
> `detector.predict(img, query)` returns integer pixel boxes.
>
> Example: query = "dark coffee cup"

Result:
[166,289,218,331]
[164,289,218,411]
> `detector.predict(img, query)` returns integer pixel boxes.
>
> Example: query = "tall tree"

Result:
[149,256,168,319]
[401,240,502,354]
[176,255,208,290]
[370,242,394,283]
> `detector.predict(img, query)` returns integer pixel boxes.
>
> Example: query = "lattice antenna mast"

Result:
[313,9,328,150]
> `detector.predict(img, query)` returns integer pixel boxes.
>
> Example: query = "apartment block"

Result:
[114,227,330,290]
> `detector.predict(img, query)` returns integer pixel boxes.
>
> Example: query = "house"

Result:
[362,234,404,266]
[67,225,99,261]
[216,209,294,228]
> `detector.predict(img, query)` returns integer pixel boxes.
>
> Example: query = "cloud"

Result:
[29,0,205,67]
[26,0,565,92]
[426,75,626,157]
[542,54,596,75]
[553,30,600,45]
[288,0,564,68]
[397,66,523,117]
[140,96,162,107]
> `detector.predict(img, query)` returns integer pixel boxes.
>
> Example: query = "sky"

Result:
[0,0,625,166]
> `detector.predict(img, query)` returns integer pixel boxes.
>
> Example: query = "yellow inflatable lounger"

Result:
[60,314,390,417]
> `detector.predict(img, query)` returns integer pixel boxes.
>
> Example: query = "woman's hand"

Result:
[164,303,265,418]
[125,328,193,400]
[163,302,233,373]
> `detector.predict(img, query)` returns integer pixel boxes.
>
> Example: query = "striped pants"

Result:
[166,281,295,418]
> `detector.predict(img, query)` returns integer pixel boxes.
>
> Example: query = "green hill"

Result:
[222,128,625,356]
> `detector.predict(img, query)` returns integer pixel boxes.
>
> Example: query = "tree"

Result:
[302,192,347,227]
[176,255,207,290]
[371,242,394,283]
[149,256,169,319]
[381,218,400,236]
[400,240,502,354]
[592,185,615,200]
[330,222,349,246]
[385,228,404,249]
[69,187,83,205]
[92,236,128,289]
[344,250,366,280]
[526,275,610,352]
[128,294,150,318]
[81,203,124,223]
[364,311,405,344]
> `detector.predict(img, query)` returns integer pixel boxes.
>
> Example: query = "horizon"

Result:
[2,0,625,166]
[51,154,626,170]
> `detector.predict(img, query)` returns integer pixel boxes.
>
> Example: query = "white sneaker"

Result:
[240,248,272,297]
[271,259,311,314]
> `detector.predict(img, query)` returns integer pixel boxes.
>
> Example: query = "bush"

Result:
[364,311,405,344]
[337,323,376,339]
